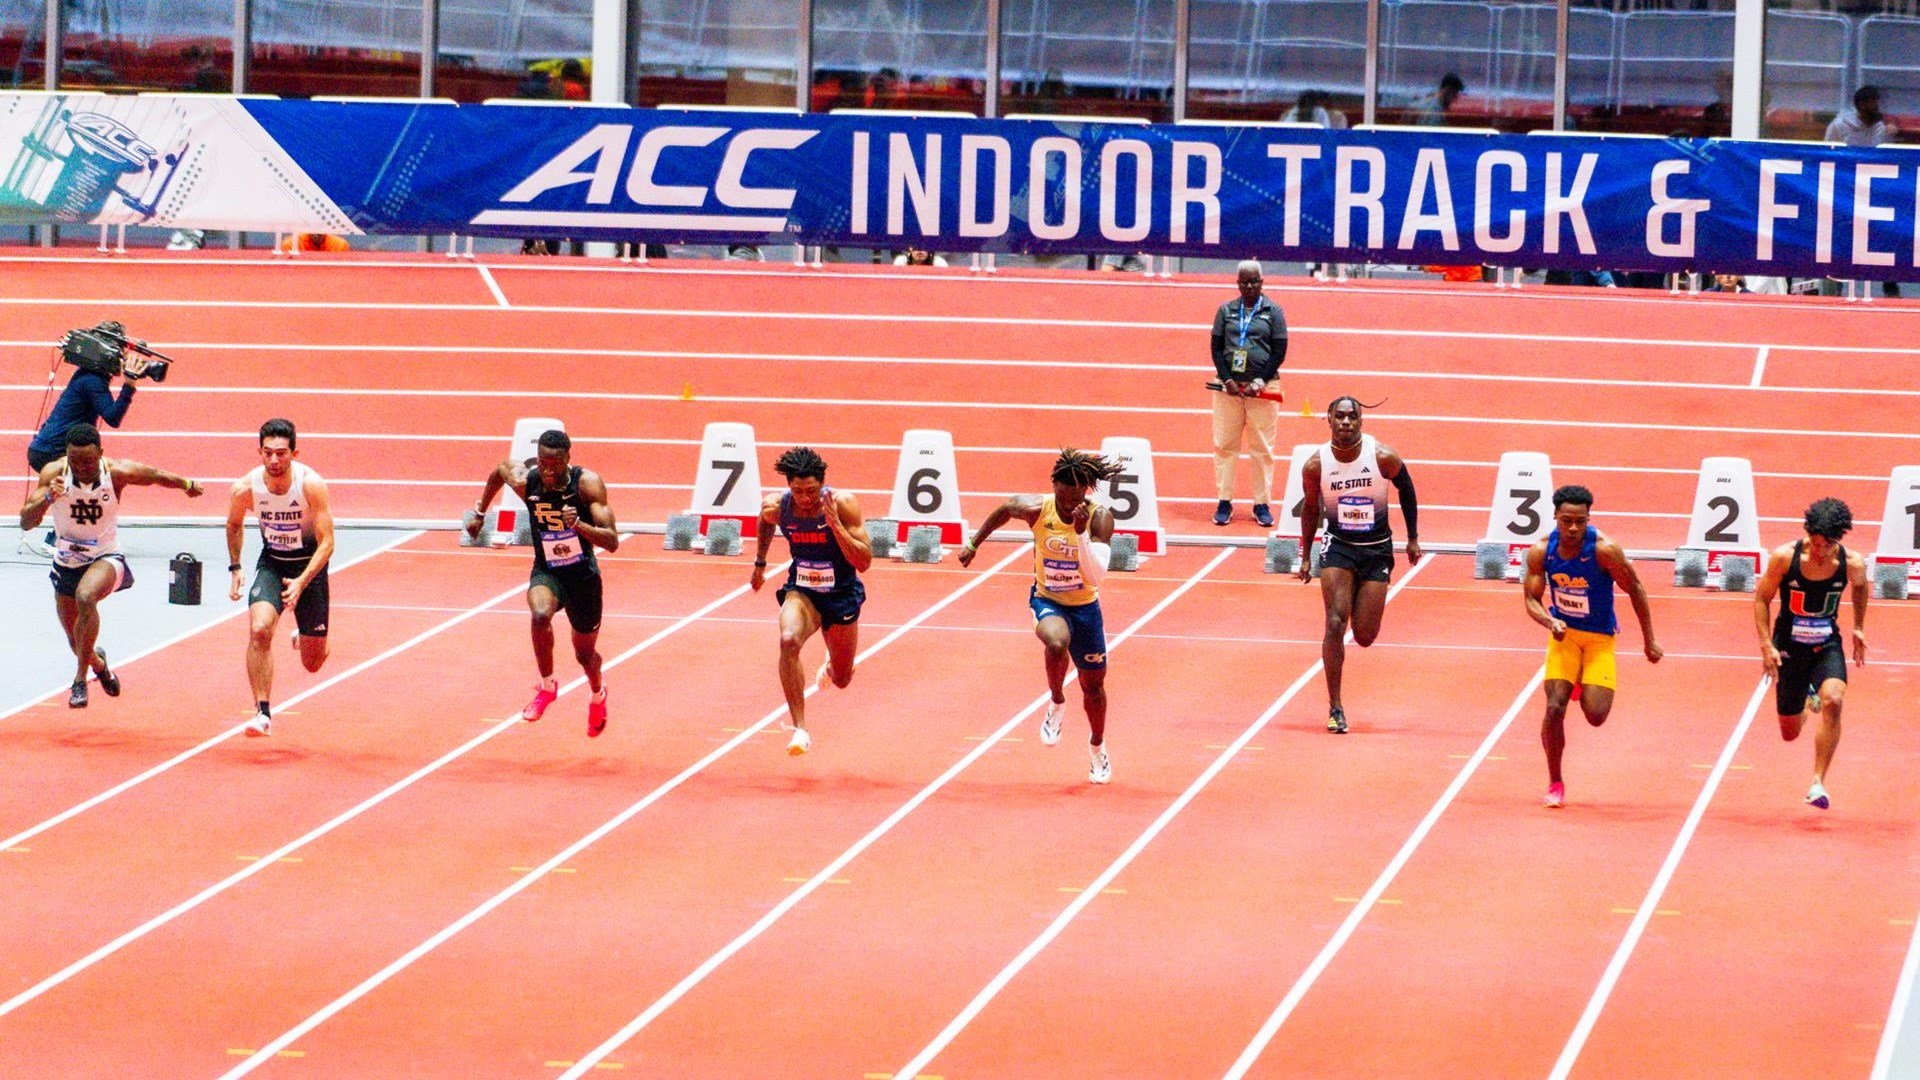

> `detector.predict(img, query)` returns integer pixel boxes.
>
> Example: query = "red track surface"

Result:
[1,252,1917,1078]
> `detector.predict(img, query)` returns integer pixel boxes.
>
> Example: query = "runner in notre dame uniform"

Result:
[226,418,334,737]
[750,447,873,756]
[1296,396,1422,735]
[468,429,620,737]
[1753,498,1870,810]
[20,423,203,706]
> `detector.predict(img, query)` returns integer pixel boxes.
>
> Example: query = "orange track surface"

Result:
[0,252,1917,1078]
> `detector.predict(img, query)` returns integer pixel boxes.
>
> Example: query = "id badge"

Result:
[1230,348,1249,374]
[795,559,836,591]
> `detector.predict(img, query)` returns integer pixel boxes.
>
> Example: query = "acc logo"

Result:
[65,112,158,168]
[477,124,818,233]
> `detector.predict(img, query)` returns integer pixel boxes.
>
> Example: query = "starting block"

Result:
[1676,457,1764,588]
[1108,533,1140,572]
[1473,541,1510,580]
[1872,466,1920,599]
[886,430,967,546]
[689,422,764,538]
[1674,547,1710,588]
[1719,554,1757,593]
[663,513,700,551]
[701,518,743,556]
[867,518,898,558]
[1098,436,1164,556]
[1264,536,1301,574]
[1873,558,1911,601]
[458,509,490,547]
[902,525,944,564]
[1475,451,1554,580]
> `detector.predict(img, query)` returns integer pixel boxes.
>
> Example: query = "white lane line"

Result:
[1220,661,1541,1080]
[0,572,762,1023]
[2,251,1913,316]
[0,432,1894,484]
[556,546,1237,1080]
[476,265,510,308]
[3,292,1916,349]
[1872,910,1920,1080]
[0,575,520,852]
[216,546,1031,1079]
[892,554,1429,1080]
[3,385,1912,442]
[0,531,422,726]
[1544,676,1770,1080]
[1751,346,1770,388]
[8,337,1920,395]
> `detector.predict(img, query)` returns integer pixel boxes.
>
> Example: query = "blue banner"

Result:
[5,94,1917,280]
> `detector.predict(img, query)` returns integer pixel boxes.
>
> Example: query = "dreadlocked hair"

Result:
[774,445,828,482]
[1327,394,1388,415]
[1051,447,1124,489]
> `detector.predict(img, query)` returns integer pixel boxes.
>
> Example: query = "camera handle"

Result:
[91,328,176,365]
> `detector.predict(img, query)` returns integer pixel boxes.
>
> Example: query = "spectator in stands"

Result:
[1701,69,1734,137]
[865,68,904,110]
[1826,87,1901,296]
[1827,86,1897,147]
[1412,73,1466,127]
[1713,273,1748,294]
[1545,268,1616,288]
[277,234,350,254]
[1282,90,1349,130]
[557,59,590,102]
[894,247,948,267]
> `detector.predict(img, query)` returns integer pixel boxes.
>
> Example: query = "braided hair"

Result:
[1051,447,1124,489]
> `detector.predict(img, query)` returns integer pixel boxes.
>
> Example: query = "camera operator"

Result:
[21,322,148,558]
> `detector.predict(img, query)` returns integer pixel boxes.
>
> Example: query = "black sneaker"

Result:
[1327,706,1348,734]
[1213,500,1232,526]
[1252,504,1275,528]
[68,681,88,708]
[94,647,120,697]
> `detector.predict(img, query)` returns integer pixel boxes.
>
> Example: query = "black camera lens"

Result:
[146,359,168,383]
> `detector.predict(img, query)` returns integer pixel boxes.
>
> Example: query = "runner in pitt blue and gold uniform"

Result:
[960,449,1123,784]
[469,429,621,737]
[1522,485,1662,808]
[750,447,873,757]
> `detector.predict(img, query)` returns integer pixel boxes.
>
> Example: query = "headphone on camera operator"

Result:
[25,321,176,474]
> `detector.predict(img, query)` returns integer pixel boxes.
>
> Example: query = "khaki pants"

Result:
[1212,394,1278,502]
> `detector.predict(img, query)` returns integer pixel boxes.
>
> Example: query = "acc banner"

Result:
[3,91,1918,280]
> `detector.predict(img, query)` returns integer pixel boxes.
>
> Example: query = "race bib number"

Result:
[1552,587,1590,618]
[540,528,585,568]
[1336,495,1375,530]
[1230,348,1249,373]
[794,559,837,591]
[1790,616,1832,646]
[262,521,303,551]
[1042,557,1084,593]
[55,535,98,568]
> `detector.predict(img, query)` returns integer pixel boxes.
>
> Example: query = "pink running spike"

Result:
[522,682,558,723]
[1543,781,1565,809]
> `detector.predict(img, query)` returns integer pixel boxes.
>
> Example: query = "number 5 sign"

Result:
[1097,435,1164,555]
[886,429,968,545]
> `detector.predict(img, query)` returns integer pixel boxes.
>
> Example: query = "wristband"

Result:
[962,539,978,554]
[753,560,767,567]
[229,563,242,572]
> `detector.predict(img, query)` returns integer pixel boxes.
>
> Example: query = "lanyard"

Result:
[1236,299,1262,348]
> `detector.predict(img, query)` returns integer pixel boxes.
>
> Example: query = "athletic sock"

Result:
[257,701,271,718]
